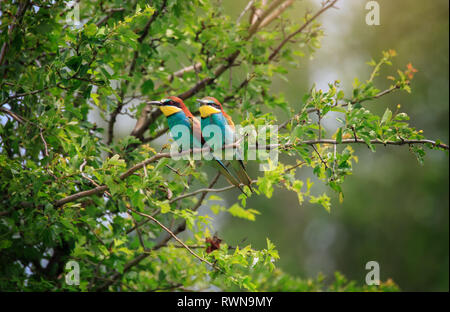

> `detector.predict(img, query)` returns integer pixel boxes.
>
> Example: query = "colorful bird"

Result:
[197,96,253,193]
[149,96,245,193]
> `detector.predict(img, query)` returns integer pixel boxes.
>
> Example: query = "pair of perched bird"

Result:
[149,96,252,194]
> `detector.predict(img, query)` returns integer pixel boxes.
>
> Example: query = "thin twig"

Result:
[96,173,229,290]
[169,180,256,204]
[268,0,338,62]
[258,0,294,29]
[129,211,148,252]
[279,85,401,130]
[265,139,450,150]
[224,1,334,105]
[165,165,187,177]
[248,0,284,34]
[129,0,300,141]
[54,137,449,208]
[283,161,305,173]
[0,107,25,124]
[96,7,125,26]
[1,86,53,106]
[0,107,51,158]
[0,1,31,68]
[332,144,337,179]
[126,208,161,235]
[317,111,322,141]
[80,159,112,197]
[40,128,49,157]
[237,0,256,24]
[129,208,216,268]
[107,0,168,145]
[312,144,329,170]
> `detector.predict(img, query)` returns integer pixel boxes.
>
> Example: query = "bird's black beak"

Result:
[149,100,162,106]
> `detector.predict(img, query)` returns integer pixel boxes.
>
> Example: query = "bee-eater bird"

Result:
[149,96,245,193]
[197,96,253,192]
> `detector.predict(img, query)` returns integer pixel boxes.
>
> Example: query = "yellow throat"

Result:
[199,105,221,118]
[159,105,182,117]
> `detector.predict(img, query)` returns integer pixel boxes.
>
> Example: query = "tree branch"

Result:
[107,0,168,144]
[268,0,338,62]
[53,135,448,209]
[142,127,169,143]
[0,86,52,106]
[224,0,336,104]
[129,208,215,267]
[258,0,294,29]
[0,107,25,124]
[248,0,284,34]
[96,173,221,291]
[0,1,31,68]
[169,180,256,204]
[237,0,256,24]
[96,8,125,26]
[266,138,449,150]
[279,84,402,130]
[129,0,299,142]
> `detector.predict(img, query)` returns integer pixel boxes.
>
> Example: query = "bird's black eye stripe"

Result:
[168,100,180,107]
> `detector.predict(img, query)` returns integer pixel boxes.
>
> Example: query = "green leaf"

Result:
[309,193,331,213]
[66,56,82,71]
[107,154,126,167]
[0,240,12,250]
[336,127,343,144]
[209,195,223,201]
[228,203,260,221]
[159,201,171,214]
[394,112,409,121]
[141,79,154,94]
[84,23,98,37]
[91,93,100,106]
[381,108,392,124]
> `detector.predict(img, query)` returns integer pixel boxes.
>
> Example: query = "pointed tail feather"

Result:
[212,158,246,195]
[232,149,253,192]
[231,160,254,193]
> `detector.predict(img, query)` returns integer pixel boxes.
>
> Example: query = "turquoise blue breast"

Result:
[166,111,201,148]
[201,113,234,146]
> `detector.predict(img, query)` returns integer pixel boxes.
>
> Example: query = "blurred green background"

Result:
[217,0,449,291]
[109,0,448,291]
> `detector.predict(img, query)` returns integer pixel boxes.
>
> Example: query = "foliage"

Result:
[0,0,447,291]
